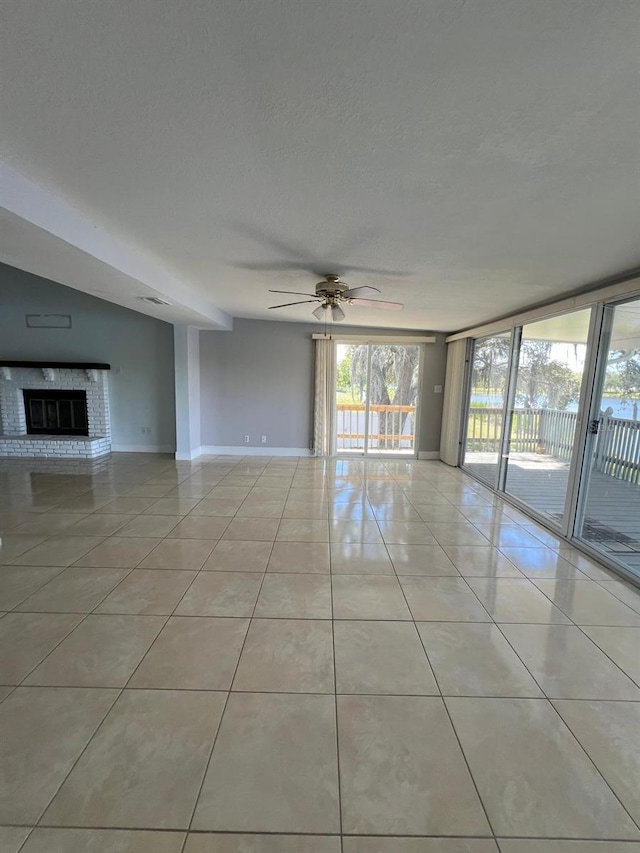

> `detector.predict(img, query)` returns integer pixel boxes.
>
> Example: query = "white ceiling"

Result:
[1,0,639,331]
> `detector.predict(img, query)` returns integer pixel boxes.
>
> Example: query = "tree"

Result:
[348,344,420,447]
[603,348,640,418]
[471,336,511,401]
[336,349,352,392]
[472,338,583,411]
[515,341,582,410]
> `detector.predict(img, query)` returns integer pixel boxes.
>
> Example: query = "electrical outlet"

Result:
[243,434,250,443]
[434,385,443,393]
[261,435,267,444]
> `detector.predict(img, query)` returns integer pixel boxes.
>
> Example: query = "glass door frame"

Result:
[497,327,522,494]
[362,343,373,453]
[563,302,610,540]
[501,307,596,535]
[458,290,640,584]
[458,330,514,488]
[334,339,424,459]
[462,307,597,534]
[567,299,640,583]
[458,337,475,467]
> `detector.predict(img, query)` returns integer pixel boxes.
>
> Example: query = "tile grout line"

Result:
[526,579,640,685]
[9,824,640,840]
[13,457,243,834]
[31,682,124,830]
[546,697,640,835]
[0,564,69,610]
[183,455,282,836]
[386,464,499,841]
[3,455,640,843]
[403,467,640,838]
[25,522,184,827]
[547,697,640,840]
[487,615,640,833]
[328,479,345,853]
[6,683,640,700]
[13,526,182,686]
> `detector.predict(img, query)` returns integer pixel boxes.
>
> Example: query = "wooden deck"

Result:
[464,452,640,573]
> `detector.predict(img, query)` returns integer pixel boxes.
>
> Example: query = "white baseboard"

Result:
[418,451,441,460]
[174,447,203,461]
[199,445,313,457]
[111,444,176,454]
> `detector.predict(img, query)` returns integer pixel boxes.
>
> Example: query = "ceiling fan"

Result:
[268,274,403,322]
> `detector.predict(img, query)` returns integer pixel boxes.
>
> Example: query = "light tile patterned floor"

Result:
[1,453,640,852]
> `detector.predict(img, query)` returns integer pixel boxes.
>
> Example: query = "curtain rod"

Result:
[311,334,437,343]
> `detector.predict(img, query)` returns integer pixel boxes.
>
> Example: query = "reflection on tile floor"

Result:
[1,453,639,849]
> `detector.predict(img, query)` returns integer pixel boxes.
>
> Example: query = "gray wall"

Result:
[200,319,315,450]
[200,318,447,452]
[0,264,176,450]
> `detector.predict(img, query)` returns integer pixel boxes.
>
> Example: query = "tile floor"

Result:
[1,453,640,853]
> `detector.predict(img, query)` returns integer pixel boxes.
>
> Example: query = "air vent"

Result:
[139,296,172,306]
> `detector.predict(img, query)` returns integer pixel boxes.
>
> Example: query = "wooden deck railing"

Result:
[465,407,640,484]
[336,403,416,451]
[594,416,640,483]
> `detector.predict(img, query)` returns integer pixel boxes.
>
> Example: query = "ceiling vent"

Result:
[139,296,172,306]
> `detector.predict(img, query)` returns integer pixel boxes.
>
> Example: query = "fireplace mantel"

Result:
[0,361,110,369]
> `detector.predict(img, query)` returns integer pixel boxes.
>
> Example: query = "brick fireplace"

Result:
[0,361,111,459]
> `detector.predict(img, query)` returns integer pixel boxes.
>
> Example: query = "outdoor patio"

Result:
[465,452,640,573]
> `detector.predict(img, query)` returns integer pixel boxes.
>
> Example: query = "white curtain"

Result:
[440,338,469,466]
[313,338,336,457]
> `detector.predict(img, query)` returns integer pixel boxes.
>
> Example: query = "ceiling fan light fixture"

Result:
[312,303,328,321]
[269,273,403,319]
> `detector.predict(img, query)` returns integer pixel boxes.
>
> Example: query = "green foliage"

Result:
[344,344,420,444]
[348,344,419,408]
[604,349,640,397]
[515,341,582,409]
[336,350,352,392]
[472,336,511,396]
[471,337,583,411]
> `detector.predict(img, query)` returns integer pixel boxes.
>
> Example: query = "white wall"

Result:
[200,319,447,452]
[174,325,201,459]
[0,263,176,450]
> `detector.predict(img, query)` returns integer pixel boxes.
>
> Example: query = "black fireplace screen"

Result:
[23,389,89,436]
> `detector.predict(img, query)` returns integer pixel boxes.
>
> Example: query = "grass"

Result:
[336,391,362,405]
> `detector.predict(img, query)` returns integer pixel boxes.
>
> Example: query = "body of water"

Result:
[470,394,639,420]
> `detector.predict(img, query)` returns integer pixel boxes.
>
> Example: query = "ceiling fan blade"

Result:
[268,289,318,297]
[349,298,404,310]
[343,286,381,298]
[268,299,320,309]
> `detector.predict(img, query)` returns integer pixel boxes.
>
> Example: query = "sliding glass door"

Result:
[576,298,640,578]
[335,344,366,453]
[462,332,512,485]
[460,292,640,581]
[503,310,592,527]
[335,342,421,456]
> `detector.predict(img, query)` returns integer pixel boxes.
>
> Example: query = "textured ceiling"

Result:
[1,0,639,331]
